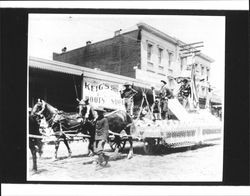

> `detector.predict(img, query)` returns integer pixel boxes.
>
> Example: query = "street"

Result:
[28,139,223,182]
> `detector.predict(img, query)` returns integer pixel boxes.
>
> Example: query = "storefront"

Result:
[29,68,82,112]
[29,57,151,113]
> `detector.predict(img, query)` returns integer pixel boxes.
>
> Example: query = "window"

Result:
[202,87,205,96]
[180,57,186,71]
[158,48,163,65]
[206,68,210,80]
[201,65,205,75]
[169,79,173,88]
[168,51,173,67]
[147,43,153,61]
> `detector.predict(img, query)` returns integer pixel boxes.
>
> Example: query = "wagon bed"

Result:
[132,118,222,154]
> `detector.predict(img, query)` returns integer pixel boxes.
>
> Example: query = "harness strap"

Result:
[29,134,46,139]
[125,123,133,128]
[108,130,139,140]
[65,133,91,138]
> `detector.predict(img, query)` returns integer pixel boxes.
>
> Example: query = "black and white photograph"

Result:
[27,13,225,181]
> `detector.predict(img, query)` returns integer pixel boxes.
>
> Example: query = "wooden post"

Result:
[81,73,84,100]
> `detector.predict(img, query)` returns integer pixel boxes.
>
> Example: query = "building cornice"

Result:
[137,22,214,63]
[137,22,177,45]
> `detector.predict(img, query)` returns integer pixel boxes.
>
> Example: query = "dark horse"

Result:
[80,103,136,159]
[32,99,84,159]
[29,112,43,171]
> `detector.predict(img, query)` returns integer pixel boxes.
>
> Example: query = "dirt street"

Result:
[28,140,223,182]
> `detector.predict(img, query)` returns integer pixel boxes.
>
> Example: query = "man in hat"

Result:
[120,82,138,116]
[151,96,162,121]
[93,107,110,170]
[178,78,191,108]
[79,98,95,122]
[205,85,212,110]
[159,80,173,120]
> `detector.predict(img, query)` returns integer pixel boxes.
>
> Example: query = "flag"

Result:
[190,64,199,108]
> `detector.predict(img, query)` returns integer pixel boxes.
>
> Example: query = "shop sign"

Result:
[83,78,125,110]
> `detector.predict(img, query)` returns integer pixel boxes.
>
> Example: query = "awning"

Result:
[29,57,83,76]
[29,56,150,89]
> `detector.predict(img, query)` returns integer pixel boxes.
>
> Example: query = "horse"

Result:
[79,102,136,159]
[29,112,43,171]
[31,99,84,160]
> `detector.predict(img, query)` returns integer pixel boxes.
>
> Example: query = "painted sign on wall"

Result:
[83,78,125,110]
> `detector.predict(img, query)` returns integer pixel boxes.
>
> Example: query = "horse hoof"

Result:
[52,157,58,161]
[127,153,133,159]
[88,151,94,157]
[114,148,119,154]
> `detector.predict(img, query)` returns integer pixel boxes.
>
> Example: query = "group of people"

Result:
[119,78,192,121]
[29,77,192,171]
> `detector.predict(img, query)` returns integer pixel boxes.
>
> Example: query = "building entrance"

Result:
[29,67,82,112]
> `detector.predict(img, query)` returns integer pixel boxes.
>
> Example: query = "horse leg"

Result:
[29,139,38,171]
[37,139,43,158]
[87,138,94,156]
[88,130,95,156]
[62,134,72,158]
[127,136,133,159]
[30,147,37,171]
[54,138,60,160]
[125,127,133,159]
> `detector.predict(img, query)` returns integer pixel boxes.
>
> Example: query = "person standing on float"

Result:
[159,80,173,120]
[120,82,138,117]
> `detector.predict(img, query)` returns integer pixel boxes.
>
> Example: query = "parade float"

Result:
[29,57,223,155]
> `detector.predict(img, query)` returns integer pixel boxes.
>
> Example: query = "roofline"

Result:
[137,22,177,45]
[53,29,139,56]
[29,56,150,88]
[196,53,215,63]
[137,22,214,63]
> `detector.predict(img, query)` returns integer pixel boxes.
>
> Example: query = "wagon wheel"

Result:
[109,137,127,152]
[143,138,159,154]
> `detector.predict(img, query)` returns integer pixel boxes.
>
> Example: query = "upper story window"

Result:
[168,51,173,67]
[202,87,206,96]
[158,48,163,65]
[147,43,153,61]
[201,65,205,76]
[180,57,186,71]
[206,68,210,80]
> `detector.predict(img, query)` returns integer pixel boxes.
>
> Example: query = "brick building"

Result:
[53,22,215,108]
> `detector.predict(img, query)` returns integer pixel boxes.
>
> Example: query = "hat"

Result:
[183,78,189,83]
[94,107,106,112]
[160,80,167,84]
[124,82,131,86]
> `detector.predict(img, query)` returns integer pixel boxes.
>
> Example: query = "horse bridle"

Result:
[34,101,58,127]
